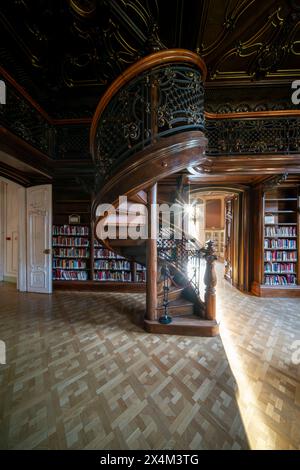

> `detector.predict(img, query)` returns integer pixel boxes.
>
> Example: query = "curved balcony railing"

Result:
[90,49,206,178]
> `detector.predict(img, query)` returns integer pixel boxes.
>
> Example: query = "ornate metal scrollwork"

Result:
[94,63,205,178]
[262,173,289,191]
[206,117,300,156]
[0,76,52,154]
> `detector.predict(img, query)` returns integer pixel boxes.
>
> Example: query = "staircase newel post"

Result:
[146,183,158,321]
[204,240,217,321]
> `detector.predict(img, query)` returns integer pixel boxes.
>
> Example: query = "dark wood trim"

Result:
[198,154,300,175]
[251,282,300,298]
[53,280,146,292]
[0,66,93,126]
[0,66,52,122]
[0,126,53,178]
[146,184,158,321]
[92,131,207,215]
[205,110,300,120]
[144,318,219,336]
[0,162,32,186]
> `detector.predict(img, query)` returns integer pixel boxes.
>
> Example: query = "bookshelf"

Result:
[93,240,146,282]
[93,240,132,282]
[52,226,146,287]
[51,187,145,291]
[261,187,299,294]
[52,225,90,281]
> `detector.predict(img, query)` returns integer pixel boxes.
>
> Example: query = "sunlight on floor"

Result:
[197,260,295,449]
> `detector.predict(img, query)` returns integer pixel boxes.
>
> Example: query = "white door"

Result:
[26,184,52,293]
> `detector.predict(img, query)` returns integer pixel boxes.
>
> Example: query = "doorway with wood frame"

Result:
[189,187,250,293]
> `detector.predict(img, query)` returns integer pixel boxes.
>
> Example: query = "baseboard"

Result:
[3,275,17,283]
[53,280,146,293]
[251,281,300,297]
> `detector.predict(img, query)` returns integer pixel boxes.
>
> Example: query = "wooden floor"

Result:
[0,267,299,450]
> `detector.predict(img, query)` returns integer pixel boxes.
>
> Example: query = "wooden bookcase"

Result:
[52,224,90,281]
[52,187,146,291]
[252,185,300,297]
[93,240,146,282]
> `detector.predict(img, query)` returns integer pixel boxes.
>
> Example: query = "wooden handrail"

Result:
[205,109,300,120]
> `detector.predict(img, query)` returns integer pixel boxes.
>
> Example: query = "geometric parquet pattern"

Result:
[0,264,299,450]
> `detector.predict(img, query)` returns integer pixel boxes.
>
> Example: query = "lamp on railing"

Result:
[158,262,172,325]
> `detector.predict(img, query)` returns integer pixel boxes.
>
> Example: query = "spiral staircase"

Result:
[90,49,219,337]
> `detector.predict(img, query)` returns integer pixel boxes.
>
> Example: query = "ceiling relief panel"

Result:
[0,0,164,116]
[208,3,300,81]
[1,0,300,117]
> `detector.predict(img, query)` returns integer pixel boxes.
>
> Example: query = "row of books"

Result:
[94,260,131,270]
[53,259,87,269]
[94,249,125,259]
[53,268,147,282]
[53,270,89,281]
[53,237,89,247]
[136,263,146,271]
[264,251,297,262]
[264,275,297,286]
[52,225,146,282]
[53,248,90,258]
[264,262,296,273]
[53,225,89,236]
[93,271,132,281]
[264,239,297,249]
[264,227,297,237]
[136,272,146,282]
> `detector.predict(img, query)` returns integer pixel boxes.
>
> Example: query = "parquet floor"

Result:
[0,265,299,450]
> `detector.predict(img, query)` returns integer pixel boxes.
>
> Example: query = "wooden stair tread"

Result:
[144,318,219,337]
[157,298,193,309]
[157,286,183,297]
[167,315,215,326]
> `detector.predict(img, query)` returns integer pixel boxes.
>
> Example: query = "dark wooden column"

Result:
[146,183,158,321]
[131,261,137,283]
[204,240,217,321]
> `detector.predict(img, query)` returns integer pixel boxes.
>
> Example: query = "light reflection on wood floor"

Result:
[0,266,299,450]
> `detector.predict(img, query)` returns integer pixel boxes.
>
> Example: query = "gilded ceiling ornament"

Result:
[69,0,97,18]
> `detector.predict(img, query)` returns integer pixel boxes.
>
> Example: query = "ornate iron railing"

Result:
[157,224,217,322]
[206,117,300,156]
[94,63,205,178]
[0,74,52,155]
[157,225,205,299]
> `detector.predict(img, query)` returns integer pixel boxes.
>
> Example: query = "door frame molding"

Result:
[17,186,26,291]
[0,177,27,291]
[0,180,4,282]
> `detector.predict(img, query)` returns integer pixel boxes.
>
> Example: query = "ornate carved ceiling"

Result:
[1,0,300,117]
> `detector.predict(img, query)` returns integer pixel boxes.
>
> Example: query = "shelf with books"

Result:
[52,224,90,281]
[263,188,299,288]
[93,240,146,282]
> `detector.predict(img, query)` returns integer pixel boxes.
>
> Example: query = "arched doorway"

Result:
[189,186,251,293]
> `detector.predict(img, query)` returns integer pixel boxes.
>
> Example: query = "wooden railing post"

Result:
[146,183,158,321]
[204,240,217,321]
